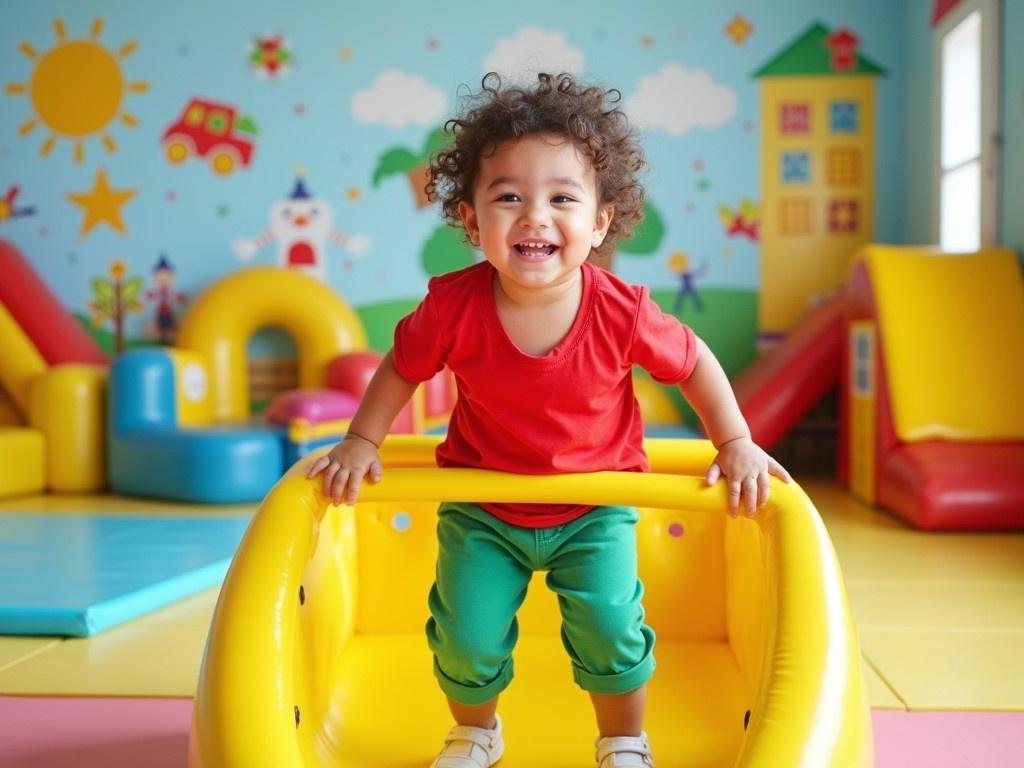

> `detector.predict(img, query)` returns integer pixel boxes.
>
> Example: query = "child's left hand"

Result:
[705,436,792,518]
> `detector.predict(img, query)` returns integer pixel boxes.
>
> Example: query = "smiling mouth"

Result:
[514,242,559,260]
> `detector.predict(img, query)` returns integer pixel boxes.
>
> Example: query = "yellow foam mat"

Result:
[0,492,255,517]
[805,478,1024,711]
[860,658,904,710]
[0,637,59,672]
[859,629,1024,711]
[0,587,219,697]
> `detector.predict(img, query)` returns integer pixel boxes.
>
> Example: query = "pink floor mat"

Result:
[2,697,1024,767]
[0,696,191,768]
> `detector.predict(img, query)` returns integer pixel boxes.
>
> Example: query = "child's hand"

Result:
[306,434,383,506]
[705,436,792,518]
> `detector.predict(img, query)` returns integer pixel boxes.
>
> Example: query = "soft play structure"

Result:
[0,239,108,497]
[840,245,1024,530]
[107,267,367,503]
[107,266,457,503]
[188,436,872,768]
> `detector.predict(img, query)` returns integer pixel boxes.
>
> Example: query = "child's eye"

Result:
[495,193,521,203]
[552,195,576,204]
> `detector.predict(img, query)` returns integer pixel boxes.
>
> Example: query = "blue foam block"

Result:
[0,514,250,637]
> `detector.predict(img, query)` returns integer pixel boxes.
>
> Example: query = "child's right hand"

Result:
[306,434,383,506]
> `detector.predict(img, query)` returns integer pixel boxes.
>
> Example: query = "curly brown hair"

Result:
[427,72,646,259]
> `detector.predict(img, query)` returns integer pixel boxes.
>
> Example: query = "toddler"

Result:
[308,72,790,768]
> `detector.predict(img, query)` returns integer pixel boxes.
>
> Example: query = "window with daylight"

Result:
[780,103,810,135]
[828,199,859,234]
[782,152,810,183]
[829,101,859,133]
[780,198,812,235]
[934,0,1000,251]
[827,147,861,187]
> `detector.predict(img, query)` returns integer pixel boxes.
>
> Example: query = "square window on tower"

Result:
[782,151,810,183]
[828,198,860,233]
[830,101,859,133]
[780,103,810,134]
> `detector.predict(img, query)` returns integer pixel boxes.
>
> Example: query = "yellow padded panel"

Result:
[0,427,45,497]
[28,364,108,492]
[859,245,1024,441]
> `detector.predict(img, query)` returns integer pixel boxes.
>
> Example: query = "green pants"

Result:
[426,502,655,705]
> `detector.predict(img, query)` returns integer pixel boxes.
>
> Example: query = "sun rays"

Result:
[5,17,149,164]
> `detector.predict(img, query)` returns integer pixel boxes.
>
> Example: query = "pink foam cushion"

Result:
[265,389,359,426]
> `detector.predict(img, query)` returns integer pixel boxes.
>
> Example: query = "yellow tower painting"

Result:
[754,22,885,342]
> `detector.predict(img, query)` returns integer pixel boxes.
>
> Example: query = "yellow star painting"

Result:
[66,168,136,237]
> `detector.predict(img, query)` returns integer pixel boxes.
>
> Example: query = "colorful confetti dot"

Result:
[724,14,754,45]
[339,46,353,61]
[668,522,685,538]
[216,204,230,217]
[165,189,176,203]
[697,178,710,191]
[693,159,705,172]
[426,37,439,50]
[294,103,306,116]
[346,186,361,201]
[641,35,655,48]
[391,511,412,532]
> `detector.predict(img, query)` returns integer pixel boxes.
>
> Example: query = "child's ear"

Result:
[592,204,615,248]
[458,200,480,246]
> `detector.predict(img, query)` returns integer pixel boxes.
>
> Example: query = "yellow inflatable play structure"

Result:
[188,436,871,767]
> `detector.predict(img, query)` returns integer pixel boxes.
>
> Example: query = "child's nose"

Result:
[518,201,551,228]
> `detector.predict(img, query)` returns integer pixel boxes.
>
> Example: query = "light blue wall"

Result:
[0,0,908,353]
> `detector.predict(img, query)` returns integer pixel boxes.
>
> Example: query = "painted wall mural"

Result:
[0,2,905,395]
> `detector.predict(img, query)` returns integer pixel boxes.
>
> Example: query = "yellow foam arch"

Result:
[176,268,367,421]
[189,437,871,767]
[859,245,1024,441]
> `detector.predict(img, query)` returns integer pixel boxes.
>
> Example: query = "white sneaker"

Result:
[595,732,654,767]
[430,714,504,768]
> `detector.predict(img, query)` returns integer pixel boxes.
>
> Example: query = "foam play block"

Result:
[0,514,250,636]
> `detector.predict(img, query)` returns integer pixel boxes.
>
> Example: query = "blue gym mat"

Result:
[0,514,250,637]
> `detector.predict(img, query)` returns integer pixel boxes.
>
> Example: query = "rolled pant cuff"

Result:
[433,656,514,705]
[572,650,655,695]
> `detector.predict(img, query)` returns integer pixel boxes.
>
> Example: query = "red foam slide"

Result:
[0,239,107,365]
[733,293,845,449]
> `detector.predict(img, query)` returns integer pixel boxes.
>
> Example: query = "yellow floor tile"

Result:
[0,637,60,673]
[847,582,1024,632]
[860,628,1024,711]
[861,656,904,710]
[0,493,255,517]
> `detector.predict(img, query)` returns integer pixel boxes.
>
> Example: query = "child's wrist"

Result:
[344,430,380,449]
[713,434,751,450]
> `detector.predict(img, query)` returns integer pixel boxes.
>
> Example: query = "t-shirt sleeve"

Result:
[630,287,698,384]
[392,282,447,383]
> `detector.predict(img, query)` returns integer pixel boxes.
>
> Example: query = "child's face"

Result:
[459,133,613,292]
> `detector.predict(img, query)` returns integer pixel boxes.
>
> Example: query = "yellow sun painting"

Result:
[5,17,149,164]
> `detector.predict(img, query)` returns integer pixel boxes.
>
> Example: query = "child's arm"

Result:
[306,350,418,505]
[679,338,792,517]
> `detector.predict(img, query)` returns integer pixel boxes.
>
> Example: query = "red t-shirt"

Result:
[392,261,698,527]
